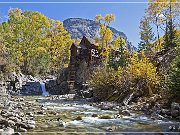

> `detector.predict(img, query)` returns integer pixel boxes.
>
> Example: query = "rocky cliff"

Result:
[63,18,137,51]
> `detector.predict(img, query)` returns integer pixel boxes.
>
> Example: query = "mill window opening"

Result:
[77,49,80,55]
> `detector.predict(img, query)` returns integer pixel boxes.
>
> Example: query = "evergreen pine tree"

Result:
[169,55,180,96]
[108,36,129,70]
[138,17,155,51]
[163,18,177,49]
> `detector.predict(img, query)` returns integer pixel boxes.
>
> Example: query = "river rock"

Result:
[0,117,8,127]
[81,88,93,98]
[8,120,15,127]
[160,109,171,115]
[58,120,65,127]
[0,129,3,134]
[48,111,57,115]
[37,111,45,115]
[99,115,112,119]
[27,120,35,125]
[92,114,98,117]
[101,105,111,110]
[119,110,131,116]
[2,127,14,135]
[151,112,165,120]
[171,102,180,111]
[171,110,179,117]
[170,102,180,118]
[15,122,27,129]
[21,82,42,95]
[26,112,34,117]
[26,124,35,129]
[18,127,27,132]
[13,132,22,135]
[74,116,82,120]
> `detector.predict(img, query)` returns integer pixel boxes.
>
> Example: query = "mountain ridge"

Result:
[63,18,137,51]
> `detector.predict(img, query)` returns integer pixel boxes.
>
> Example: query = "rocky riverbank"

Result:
[92,94,180,121]
[0,96,39,135]
[0,94,180,134]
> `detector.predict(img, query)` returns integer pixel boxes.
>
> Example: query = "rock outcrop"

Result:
[63,18,137,52]
[45,68,69,95]
[6,72,43,96]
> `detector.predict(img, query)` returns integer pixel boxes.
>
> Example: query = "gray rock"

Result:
[21,82,42,96]
[41,107,47,110]
[100,105,113,110]
[26,124,35,129]
[18,127,27,132]
[2,127,14,135]
[119,110,131,116]
[36,111,45,115]
[82,89,93,98]
[0,129,3,134]
[26,112,33,117]
[15,122,27,129]
[58,120,65,127]
[13,132,21,135]
[151,112,165,120]
[8,120,15,127]
[1,113,9,118]
[171,110,179,117]
[171,102,180,111]
[170,102,180,118]
[27,120,35,125]
[8,117,18,123]
[0,117,8,126]
[161,109,171,115]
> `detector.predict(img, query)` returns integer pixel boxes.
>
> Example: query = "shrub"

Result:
[89,67,123,100]
[89,51,160,102]
[127,51,160,96]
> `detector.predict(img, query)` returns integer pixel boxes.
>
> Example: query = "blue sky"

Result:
[0,0,148,47]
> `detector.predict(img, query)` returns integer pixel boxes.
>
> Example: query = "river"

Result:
[25,95,180,135]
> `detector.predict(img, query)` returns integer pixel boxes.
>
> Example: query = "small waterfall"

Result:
[40,82,49,96]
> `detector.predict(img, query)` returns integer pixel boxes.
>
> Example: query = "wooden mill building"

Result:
[67,36,100,93]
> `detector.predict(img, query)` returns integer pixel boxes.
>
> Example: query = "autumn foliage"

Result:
[0,8,72,75]
[90,1,179,101]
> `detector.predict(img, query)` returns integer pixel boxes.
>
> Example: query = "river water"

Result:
[30,96,180,135]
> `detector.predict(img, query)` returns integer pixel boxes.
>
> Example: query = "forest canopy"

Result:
[0,8,72,76]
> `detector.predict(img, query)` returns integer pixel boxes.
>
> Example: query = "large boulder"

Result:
[46,80,69,95]
[21,82,42,95]
[5,72,45,96]
[171,102,180,118]
[45,68,69,95]
[1,127,14,135]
